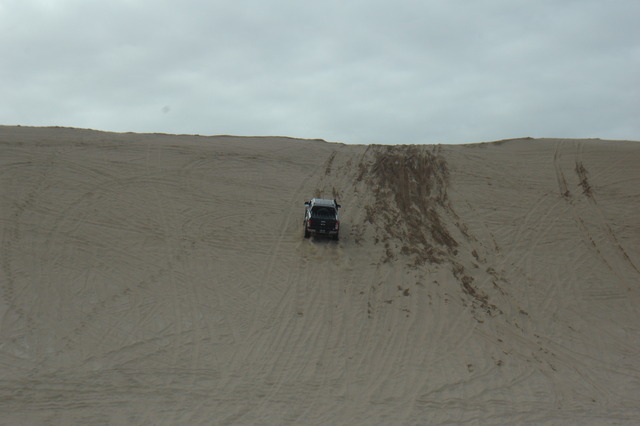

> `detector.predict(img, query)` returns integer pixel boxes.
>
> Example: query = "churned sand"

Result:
[1,126,639,424]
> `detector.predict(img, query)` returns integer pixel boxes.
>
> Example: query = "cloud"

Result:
[1,0,639,143]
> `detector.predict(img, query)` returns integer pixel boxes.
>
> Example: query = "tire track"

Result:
[556,142,638,285]
[1,148,63,339]
[144,142,199,378]
[222,146,337,391]
[501,192,566,271]
[553,141,571,199]
[574,142,639,275]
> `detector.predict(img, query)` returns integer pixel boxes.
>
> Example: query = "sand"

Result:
[1,126,639,424]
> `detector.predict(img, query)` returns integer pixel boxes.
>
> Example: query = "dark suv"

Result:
[303,198,341,240]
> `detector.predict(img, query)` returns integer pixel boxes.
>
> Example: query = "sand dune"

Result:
[1,126,639,424]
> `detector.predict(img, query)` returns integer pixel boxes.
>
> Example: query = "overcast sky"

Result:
[1,0,638,144]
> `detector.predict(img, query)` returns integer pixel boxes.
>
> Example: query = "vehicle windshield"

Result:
[311,206,336,219]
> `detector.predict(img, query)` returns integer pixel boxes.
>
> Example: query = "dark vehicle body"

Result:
[304,198,341,240]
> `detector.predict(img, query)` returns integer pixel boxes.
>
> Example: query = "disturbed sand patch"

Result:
[356,145,456,265]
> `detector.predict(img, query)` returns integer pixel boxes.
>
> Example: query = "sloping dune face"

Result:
[1,127,639,424]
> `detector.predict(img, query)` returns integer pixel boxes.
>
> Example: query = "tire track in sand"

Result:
[574,142,639,275]
[555,141,638,284]
[1,148,63,338]
[222,147,338,393]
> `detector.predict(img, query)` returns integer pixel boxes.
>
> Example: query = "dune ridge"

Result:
[1,126,639,424]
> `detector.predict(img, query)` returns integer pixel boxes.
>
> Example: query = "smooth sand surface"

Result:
[1,126,639,424]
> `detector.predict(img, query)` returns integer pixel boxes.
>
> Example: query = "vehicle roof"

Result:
[310,198,337,207]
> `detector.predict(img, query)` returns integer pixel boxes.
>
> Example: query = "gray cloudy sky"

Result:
[2,0,639,144]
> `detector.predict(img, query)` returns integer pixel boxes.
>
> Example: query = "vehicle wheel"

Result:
[332,234,339,241]
[304,228,310,238]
